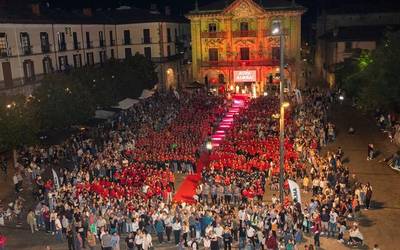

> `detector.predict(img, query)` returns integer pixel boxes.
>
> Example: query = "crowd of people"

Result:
[0,88,377,250]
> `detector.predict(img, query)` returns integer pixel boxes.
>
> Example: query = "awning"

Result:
[139,89,155,99]
[112,98,139,110]
[94,110,115,120]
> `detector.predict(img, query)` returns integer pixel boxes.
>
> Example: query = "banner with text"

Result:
[233,70,257,82]
[288,179,301,203]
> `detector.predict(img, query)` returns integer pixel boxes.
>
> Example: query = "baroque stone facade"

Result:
[186,0,305,94]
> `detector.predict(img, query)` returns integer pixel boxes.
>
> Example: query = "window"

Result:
[73,54,82,68]
[58,56,68,71]
[20,32,31,55]
[123,30,131,45]
[240,22,249,31]
[208,23,217,32]
[0,33,9,57]
[208,48,218,61]
[42,57,52,74]
[57,32,66,51]
[86,52,94,65]
[99,51,107,65]
[240,47,250,60]
[86,32,91,48]
[109,31,114,46]
[125,48,132,58]
[272,47,280,60]
[167,28,172,42]
[73,32,79,50]
[110,49,115,59]
[167,45,171,57]
[143,29,151,44]
[40,32,50,53]
[99,31,105,47]
[144,47,152,60]
[345,41,352,52]
[23,59,35,81]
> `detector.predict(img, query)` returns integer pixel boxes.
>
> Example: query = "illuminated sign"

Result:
[233,70,256,82]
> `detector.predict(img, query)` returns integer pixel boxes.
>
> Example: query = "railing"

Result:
[232,30,257,37]
[41,44,51,53]
[202,59,280,67]
[58,42,67,51]
[21,45,32,55]
[99,40,106,47]
[73,42,81,50]
[86,41,93,49]
[142,37,152,44]
[265,28,290,36]
[123,38,131,45]
[0,48,11,57]
[110,39,116,46]
[200,31,227,38]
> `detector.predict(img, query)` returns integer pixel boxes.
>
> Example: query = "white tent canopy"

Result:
[139,89,155,99]
[112,98,139,110]
[94,110,115,120]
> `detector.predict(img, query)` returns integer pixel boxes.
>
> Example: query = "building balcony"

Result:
[110,39,116,46]
[142,37,152,44]
[202,59,280,67]
[0,48,11,57]
[73,42,81,50]
[99,40,106,47]
[123,39,131,45]
[232,30,257,38]
[86,41,93,49]
[201,31,227,38]
[21,45,32,55]
[264,28,290,36]
[58,42,67,51]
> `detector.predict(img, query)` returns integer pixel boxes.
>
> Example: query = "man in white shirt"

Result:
[328,209,338,237]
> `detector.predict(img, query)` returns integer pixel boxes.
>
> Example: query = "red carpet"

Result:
[172,153,208,203]
[173,95,249,203]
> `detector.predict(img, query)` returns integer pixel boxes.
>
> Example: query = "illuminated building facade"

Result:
[186,0,305,95]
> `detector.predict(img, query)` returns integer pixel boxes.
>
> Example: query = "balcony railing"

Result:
[201,31,227,38]
[123,38,131,45]
[41,44,51,53]
[99,40,106,47]
[21,45,32,55]
[110,39,116,46]
[0,48,11,57]
[86,41,93,49]
[233,30,257,37]
[202,59,280,67]
[142,37,152,44]
[58,42,67,51]
[73,42,81,50]
[265,28,290,36]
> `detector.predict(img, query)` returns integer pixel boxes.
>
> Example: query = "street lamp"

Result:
[272,21,287,203]
[279,102,289,202]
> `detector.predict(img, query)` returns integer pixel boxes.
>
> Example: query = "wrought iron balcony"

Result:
[232,30,256,37]
[200,31,227,38]
[201,59,280,67]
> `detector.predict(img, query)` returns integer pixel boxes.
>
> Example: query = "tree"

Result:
[0,95,39,165]
[32,74,96,130]
[341,31,400,112]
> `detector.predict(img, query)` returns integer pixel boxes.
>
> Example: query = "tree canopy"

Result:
[340,31,400,112]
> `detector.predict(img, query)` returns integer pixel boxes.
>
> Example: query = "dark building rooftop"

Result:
[0,5,188,24]
[319,25,400,42]
[189,0,305,14]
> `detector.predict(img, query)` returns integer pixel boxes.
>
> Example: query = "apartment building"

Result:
[0,4,191,95]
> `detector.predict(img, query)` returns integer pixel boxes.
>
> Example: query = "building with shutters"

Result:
[0,4,191,95]
[186,0,305,96]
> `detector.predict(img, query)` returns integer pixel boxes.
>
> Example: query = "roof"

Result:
[319,25,400,42]
[0,6,188,24]
[190,0,305,14]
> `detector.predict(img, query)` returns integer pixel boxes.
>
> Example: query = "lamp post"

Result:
[272,22,287,203]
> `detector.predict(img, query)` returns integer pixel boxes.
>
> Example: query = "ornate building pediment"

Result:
[223,0,264,18]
